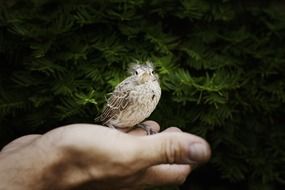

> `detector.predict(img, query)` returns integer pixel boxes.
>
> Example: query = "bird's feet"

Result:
[136,123,157,135]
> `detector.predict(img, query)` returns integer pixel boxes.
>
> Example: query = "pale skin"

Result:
[0,121,211,190]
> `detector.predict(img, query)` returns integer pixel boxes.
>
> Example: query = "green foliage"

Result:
[1,0,285,189]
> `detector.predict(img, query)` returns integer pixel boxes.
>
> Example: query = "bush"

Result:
[0,0,284,189]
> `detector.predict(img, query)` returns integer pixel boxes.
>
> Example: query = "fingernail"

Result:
[189,142,209,163]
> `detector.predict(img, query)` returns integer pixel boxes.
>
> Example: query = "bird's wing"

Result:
[95,89,131,125]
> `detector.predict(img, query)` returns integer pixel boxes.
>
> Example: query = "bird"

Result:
[95,60,161,135]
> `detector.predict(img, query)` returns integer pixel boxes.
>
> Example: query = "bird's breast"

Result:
[133,81,161,105]
[109,80,161,128]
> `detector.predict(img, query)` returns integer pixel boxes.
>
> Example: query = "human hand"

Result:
[0,121,211,190]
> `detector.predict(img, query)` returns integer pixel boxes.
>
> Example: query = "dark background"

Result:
[0,0,284,190]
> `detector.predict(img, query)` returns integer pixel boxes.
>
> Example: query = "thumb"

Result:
[134,131,211,169]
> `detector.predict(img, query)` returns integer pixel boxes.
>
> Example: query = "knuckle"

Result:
[163,136,180,164]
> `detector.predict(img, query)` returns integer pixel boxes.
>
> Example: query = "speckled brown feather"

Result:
[95,61,161,131]
[98,90,131,125]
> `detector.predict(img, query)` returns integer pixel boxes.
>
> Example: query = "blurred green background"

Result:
[0,0,284,189]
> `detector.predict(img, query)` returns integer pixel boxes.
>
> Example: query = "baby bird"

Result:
[95,61,161,135]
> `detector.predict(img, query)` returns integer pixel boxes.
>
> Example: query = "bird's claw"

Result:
[136,123,157,135]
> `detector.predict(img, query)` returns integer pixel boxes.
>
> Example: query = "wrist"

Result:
[0,131,90,190]
[0,138,60,190]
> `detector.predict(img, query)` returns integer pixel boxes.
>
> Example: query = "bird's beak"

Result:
[140,72,150,83]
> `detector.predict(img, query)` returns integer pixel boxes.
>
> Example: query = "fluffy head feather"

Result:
[128,60,155,75]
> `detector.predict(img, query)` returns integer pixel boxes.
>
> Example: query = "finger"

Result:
[161,126,182,133]
[132,132,211,170]
[131,126,181,137]
[128,120,160,136]
[156,128,199,168]
[138,164,191,186]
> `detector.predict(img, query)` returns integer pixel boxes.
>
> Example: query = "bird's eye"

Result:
[151,70,155,74]
[135,71,138,75]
